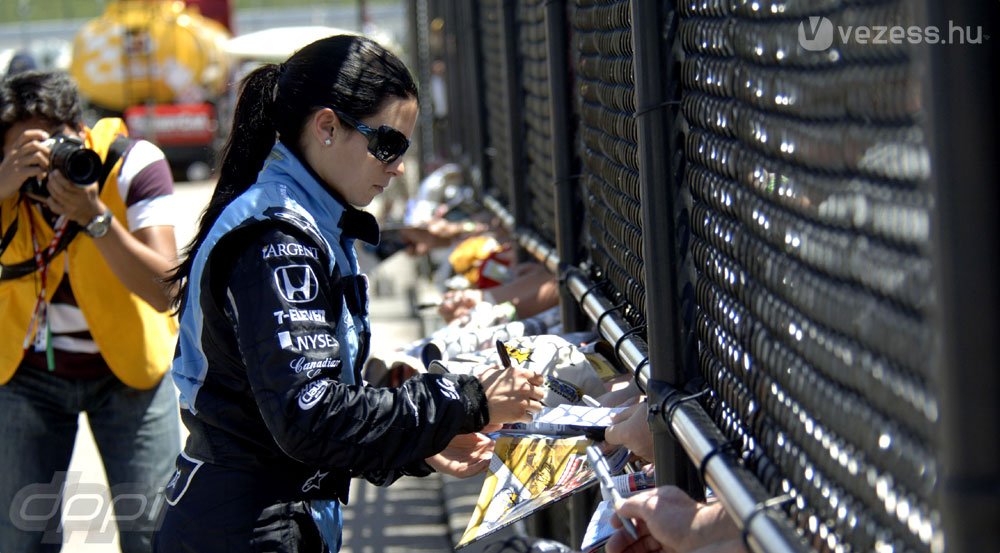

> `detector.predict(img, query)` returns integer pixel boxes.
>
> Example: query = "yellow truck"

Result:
[70,0,232,180]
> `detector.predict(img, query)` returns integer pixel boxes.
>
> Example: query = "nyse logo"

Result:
[298,379,332,410]
[262,242,319,260]
[274,265,318,303]
[277,331,338,352]
[273,308,327,325]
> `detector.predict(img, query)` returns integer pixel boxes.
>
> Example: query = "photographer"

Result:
[0,71,180,552]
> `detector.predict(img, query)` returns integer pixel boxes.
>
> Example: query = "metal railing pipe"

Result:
[565,269,649,388]
[519,232,560,274]
[482,195,560,273]
[483,195,515,232]
[567,268,809,553]
[664,401,811,553]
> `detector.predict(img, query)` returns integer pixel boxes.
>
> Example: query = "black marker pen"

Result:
[496,339,513,369]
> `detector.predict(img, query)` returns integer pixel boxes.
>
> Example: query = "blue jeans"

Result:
[0,365,180,553]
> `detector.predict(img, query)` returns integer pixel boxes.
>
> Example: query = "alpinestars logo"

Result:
[274,265,318,303]
[302,470,328,492]
[165,469,181,492]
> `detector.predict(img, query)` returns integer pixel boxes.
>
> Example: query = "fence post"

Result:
[630,0,694,492]
[926,1,1000,550]
[544,0,585,332]
[445,1,487,193]
[409,0,432,177]
[497,0,528,240]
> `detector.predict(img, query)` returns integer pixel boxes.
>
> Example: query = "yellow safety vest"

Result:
[0,118,177,389]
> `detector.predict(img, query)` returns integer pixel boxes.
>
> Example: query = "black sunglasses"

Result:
[332,109,410,164]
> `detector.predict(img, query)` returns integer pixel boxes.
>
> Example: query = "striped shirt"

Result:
[22,140,176,378]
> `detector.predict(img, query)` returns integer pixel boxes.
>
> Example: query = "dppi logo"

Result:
[274,265,318,303]
[9,472,163,544]
[798,16,835,51]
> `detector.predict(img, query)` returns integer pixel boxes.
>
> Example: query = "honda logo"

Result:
[273,265,318,303]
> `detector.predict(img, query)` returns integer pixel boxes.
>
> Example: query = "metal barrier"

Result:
[410,0,1000,550]
[677,1,940,550]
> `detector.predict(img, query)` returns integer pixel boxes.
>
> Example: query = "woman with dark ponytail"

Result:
[155,35,544,552]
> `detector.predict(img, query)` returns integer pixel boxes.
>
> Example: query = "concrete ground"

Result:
[58,178,468,552]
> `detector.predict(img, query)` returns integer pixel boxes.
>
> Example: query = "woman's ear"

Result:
[309,108,339,147]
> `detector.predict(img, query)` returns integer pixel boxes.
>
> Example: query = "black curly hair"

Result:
[0,71,83,155]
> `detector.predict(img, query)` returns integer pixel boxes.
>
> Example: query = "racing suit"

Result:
[154,143,489,552]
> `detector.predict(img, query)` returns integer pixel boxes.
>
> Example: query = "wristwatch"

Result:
[84,209,113,238]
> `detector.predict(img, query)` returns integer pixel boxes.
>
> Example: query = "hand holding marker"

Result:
[586,445,640,540]
[495,339,601,407]
[496,339,542,420]
[496,338,514,370]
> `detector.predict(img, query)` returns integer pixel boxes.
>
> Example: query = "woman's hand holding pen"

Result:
[475,363,545,424]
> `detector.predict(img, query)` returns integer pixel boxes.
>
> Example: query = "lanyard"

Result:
[22,205,68,371]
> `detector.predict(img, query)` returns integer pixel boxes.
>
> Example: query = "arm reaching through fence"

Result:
[604,400,655,463]
[439,263,559,323]
[605,486,745,553]
[400,218,490,255]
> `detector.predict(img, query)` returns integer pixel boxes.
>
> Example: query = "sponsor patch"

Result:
[401,388,420,425]
[301,470,328,493]
[164,453,204,507]
[545,375,582,404]
[290,356,340,378]
[274,264,318,303]
[262,242,319,260]
[298,379,332,410]
[278,331,339,352]
[273,308,327,325]
[437,378,460,401]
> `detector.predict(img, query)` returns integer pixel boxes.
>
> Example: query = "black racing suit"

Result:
[155,147,489,552]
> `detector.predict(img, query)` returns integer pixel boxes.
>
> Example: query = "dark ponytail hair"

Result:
[168,35,418,307]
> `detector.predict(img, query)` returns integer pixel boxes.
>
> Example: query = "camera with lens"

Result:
[20,135,102,198]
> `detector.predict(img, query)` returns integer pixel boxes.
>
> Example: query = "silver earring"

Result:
[324,138,332,146]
